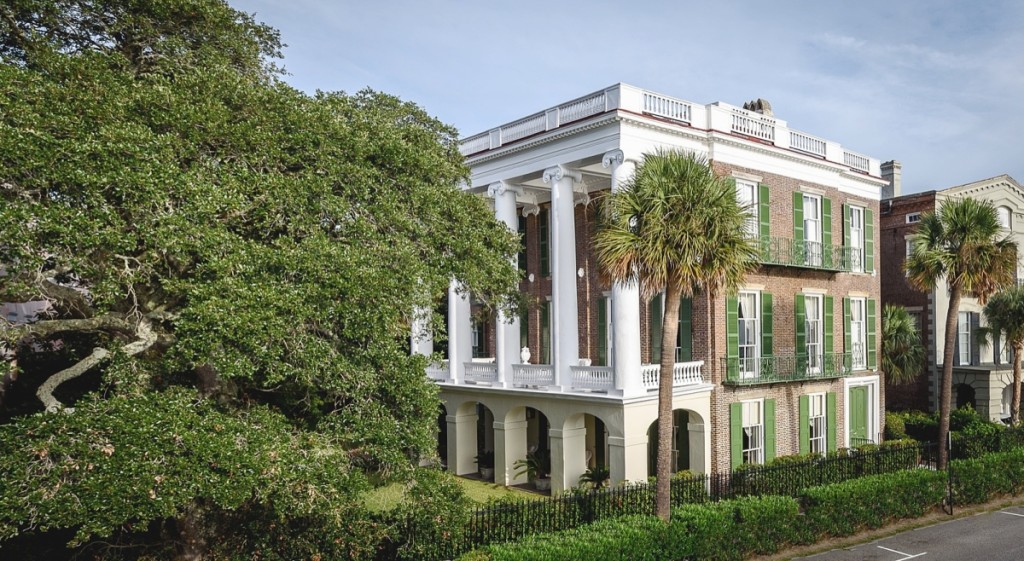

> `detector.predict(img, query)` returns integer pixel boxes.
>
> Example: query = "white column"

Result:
[608,434,649,483]
[448,281,472,383]
[488,181,523,387]
[543,165,581,390]
[603,150,643,396]
[447,411,478,476]
[687,421,707,474]
[494,418,529,485]
[549,426,587,493]
[410,307,433,357]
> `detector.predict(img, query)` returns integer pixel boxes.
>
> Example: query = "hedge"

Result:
[800,469,945,538]
[466,515,672,561]
[950,447,1024,504]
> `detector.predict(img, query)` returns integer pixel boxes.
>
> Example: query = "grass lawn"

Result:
[364,475,543,512]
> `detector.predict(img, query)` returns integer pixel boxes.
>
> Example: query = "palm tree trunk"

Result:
[938,288,962,469]
[656,285,682,521]
[1013,343,1022,426]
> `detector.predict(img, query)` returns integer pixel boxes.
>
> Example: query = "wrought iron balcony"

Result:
[721,352,853,385]
[754,236,853,272]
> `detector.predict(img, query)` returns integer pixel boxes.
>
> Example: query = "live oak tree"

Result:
[0,1,519,559]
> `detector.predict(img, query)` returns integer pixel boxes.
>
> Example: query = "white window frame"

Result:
[906,213,921,224]
[805,294,824,374]
[850,297,867,370]
[998,206,1012,229]
[803,194,823,267]
[958,311,971,366]
[808,393,827,456]
[849,206,865,273]
[735,179,758,239]
[737,291,761,379]
[741,399,764,465]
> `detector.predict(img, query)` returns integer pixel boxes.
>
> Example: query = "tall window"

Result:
[803,195,822,266]
[738,291,760,378]
[958,311,971,365]
[472,321,487,358]
[808,393,827,455]
[850,298,867,370]
[998,206,1012,229]
[850,206,865,272]
[742,400,764,465]
[540,301,551,364]
[735,180,758,238]
[805,294,823,373]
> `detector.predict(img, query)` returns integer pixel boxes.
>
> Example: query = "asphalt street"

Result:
[798,505,1024,561]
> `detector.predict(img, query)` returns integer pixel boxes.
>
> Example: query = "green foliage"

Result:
[950,447,1024,504]
[512,449,549,480]
[980,285,1024,423]
[801,469,945,539]
[0,0,521,557]
[890,410,939,442]
[885,410,908,440]
[882,304,926,385]
[387,468,474,561]
[471,515,671,561]
[577,464,610,489]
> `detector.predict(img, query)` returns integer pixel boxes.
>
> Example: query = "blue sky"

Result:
[232,0,1024,195]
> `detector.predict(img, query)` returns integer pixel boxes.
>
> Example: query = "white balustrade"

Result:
[501,113,547,144]
[789,131,827,157]
[731,110,775,142]
[642,92,692,123]
[843,150,871,172]
[511,364,556,387]
[460,133,490,156]
[641,361,704,389]
[464,362,498,384]
[558,92,607,124]
[569,366,615,391]
[425,360,449,382]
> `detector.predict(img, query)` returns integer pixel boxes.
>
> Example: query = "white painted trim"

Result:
[731,171,763,183]
[843,374,881,446]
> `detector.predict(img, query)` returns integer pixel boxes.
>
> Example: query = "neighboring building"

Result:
[881,174,1024,421]
[418,84,888,491]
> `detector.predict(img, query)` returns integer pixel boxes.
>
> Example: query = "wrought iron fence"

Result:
[722,352,853,385]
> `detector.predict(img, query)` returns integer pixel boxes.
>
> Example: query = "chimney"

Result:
[881,160,902,199]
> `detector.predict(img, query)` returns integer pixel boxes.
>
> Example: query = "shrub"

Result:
[885,411,908,440]
[950,447,1024,504]
[801,469,945,538]
[470,515,670,561]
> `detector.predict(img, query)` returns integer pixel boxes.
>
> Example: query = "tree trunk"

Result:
[1013,343,1022,426]
[938,288,962,469]
[655,285,682,521]
[175,502,208,561]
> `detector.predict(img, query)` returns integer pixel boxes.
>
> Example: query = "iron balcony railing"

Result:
[754,236,853,272]
[721,352,853,385]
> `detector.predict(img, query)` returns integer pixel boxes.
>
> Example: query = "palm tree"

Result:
[593,149,758,520]
[978,286,1024,425]
[905,197,1017,468]
[881,304,925,385]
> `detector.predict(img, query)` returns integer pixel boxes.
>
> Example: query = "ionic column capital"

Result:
[543,165,582,185]
[487,180,524,198]
[601,149,624,168]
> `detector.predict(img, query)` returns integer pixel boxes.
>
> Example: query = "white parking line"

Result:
[998,510,1024,518]
[878,545,927,560]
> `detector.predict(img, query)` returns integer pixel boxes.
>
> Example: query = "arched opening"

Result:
[647,409,705,476]
[955,383,977,411]
[524,406,550,455]
[583,413,609,469]
[437,404,448,469]
[475,402,496,481]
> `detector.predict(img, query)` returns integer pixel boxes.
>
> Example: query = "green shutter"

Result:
[865,209,875,273]
[843,298,853,368]
[520,307,529,351]
[540,302,551,364]
[799,395,810,455]
[764,399,777,462]
[539,209,550,277]
[867,299,877,369]
[824,296,834,360]
[822,197,833,267]
[795,294,806,357]
[843,204,851,248]
[761,293,773,357]
[597,297,608,366]
[649,294,663,363]
[793,192,804,242]
[678,297,693,362]
[518,215,527,272]
[759,183,770,241]
[826,392,838,452]
[730,402,743,470]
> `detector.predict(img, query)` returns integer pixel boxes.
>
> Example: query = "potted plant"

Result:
[578,464,610,489]
[513,449,551,491]
[475,450,495,480]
